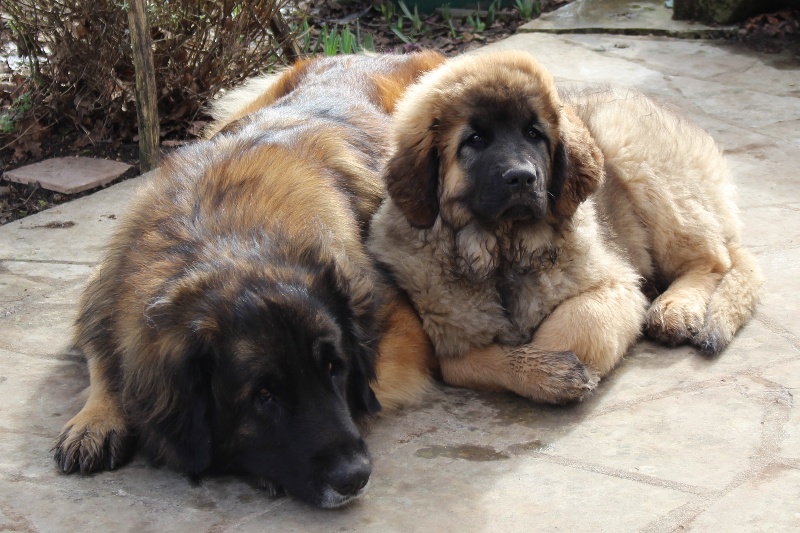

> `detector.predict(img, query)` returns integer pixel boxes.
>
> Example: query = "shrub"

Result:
[2,0,297,154]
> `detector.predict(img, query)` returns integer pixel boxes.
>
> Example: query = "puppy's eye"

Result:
[526,126,541,140]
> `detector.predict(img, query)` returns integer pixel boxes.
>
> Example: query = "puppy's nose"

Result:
[502,168,536,192]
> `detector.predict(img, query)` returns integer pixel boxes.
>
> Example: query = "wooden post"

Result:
[269,11,301,63]
[128,0,160,172]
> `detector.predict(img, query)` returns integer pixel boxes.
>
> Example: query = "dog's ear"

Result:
[347,342,382,417]
[126,341,215,476]
[313,264,382,417]
[550,107,605,218]
[373,51,446,114]
[128,280,220,475]
[385,120,441,229]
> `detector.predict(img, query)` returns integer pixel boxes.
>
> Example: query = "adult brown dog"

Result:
[368,51,763,403]
[53,52,441,508]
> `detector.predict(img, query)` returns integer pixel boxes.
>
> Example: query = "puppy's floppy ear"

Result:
[385,120,441,229]
[550,106,605,218]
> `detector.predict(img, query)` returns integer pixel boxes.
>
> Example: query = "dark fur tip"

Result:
[257,478,285,498]
[52,425,134,475]
[52,433,77,474]
[698,335,726,357]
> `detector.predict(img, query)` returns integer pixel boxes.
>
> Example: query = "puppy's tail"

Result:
[697,246,764,355]
[372,298,437,411]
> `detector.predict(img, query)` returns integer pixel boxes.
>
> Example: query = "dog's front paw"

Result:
[53,406,133,474]
[507,348,599,404]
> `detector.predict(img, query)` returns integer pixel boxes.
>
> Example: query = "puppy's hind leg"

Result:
[645,266,723,348]
[53,356,133,474]
[696,246,764,355]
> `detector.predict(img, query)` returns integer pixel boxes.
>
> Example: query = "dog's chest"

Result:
[496,245,568,339]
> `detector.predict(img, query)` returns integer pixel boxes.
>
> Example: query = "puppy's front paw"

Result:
[53,406,132,474]
[507,348,599,404]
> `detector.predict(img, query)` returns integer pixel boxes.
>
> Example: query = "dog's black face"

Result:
[223,291,374,508]
[145,265,381,509]
[456,107,552,225]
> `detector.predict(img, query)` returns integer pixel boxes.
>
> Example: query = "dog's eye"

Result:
[526,126,541,140]
[464,132,485,148]
[256,387,273,403]
[327,359,343,377]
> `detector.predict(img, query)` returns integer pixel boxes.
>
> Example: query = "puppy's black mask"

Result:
[456,108,551,225]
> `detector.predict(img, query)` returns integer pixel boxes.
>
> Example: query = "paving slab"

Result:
[3,157,132,194]
[520,0,735,37]
[0,176,141,264]
[1,28,799,533]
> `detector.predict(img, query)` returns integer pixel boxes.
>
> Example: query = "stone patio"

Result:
[1,28,799,533]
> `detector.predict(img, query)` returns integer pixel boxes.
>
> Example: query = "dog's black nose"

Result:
[502,168,536,192]
[329,456,371,496]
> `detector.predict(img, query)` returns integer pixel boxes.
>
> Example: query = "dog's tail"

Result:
[697,245,764,354]
[371,298,437,411]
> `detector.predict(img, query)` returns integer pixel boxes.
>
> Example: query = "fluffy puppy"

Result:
[368,51,763,403]
[53,52,442,508]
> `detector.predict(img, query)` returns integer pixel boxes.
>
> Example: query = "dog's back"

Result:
[565,87,763,353]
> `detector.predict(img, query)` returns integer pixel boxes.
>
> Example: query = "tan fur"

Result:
[369,51,763,403]
[54,52,444,476]
[372,297,437,410]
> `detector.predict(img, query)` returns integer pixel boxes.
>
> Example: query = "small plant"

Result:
[377,1,396,25]
[388,9,413,44]
[297,18,313,54]
[316,23,377,56]
[0,92,33,134]
[440,3,451,21]
[355,21,376,52]
[487,0,500,26]
[340,26,357,54]
[514,0,541,21]
[398,1,424,35]
[447,17,459,39]
[466,13,486,32]
[320,25,342,56]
